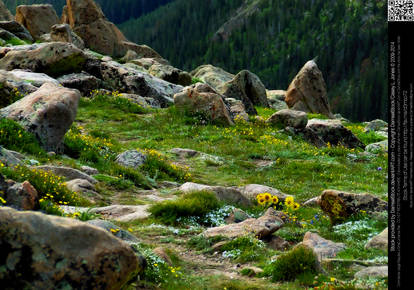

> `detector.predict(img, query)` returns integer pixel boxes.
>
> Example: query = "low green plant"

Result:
[94,174,134,190]
[149,190,220,225]
[191,77,204,84]
[0,119,45,156]
[87,90,148,114]
[220,235,267,263]
[109,163,152,189]
[70,209,101,221]
[264,245,319,282]
[187,235,226,252]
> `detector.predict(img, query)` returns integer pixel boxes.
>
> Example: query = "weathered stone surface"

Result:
[267,109,308,129]
[364,119,388,132]
[267,90,286,101]
[306,119,365,148]
[130,57,170,69]
[90,205,151,222]
[238,184,290,203]
[170,148,200,158]
[0,42,87,77]
[118,93,150,108]
[65,179,99,202]
[0,146,22,166]
[100,61,183,107]
[0,83,80,152]
[303,196,321,207]
[174,83,234,126]
[121,42,162,59]
[365,228,388,251]
[365,140,388,154]
[0,27,16,40]
[225,208,250,224]
[50,24,85,49]
[354,266,388,279]
[225,98,249,121]
[179,182,251,207]
[203,208,284,239]
[285,60,334,118]
[15,4,59,40]
[86,219,140,244]
[80,165,99,175]
[0,206,141,288]
[57,72,103,95]
[1,69,59,87]
[148,63,192,86]
[265,235,290,251]
[0,1,13,21]
[115,150,147,169]
[320,190,388,222]
[302,232,345,261]
[219,70,269,115]
[190,64,235,91]
[3,181,38,210]
[35,165,97,184]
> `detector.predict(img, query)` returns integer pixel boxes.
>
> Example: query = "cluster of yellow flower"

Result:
[256,193,300,211]
[259,134,289,146]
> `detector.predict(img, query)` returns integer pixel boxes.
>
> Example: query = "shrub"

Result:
[220,235,267,263]
[0,118,45,156]
[94,174,134,190]
[149,190,220,225]
[109,163,152,189]
[265,245,318,282]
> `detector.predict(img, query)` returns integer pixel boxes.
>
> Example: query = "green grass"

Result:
[149,190,220,225]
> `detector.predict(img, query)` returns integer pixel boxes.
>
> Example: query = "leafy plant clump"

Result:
[149,190,220,225]
[87,90,148,115]
[0,118,45,156]
[220,235,267,263]
[265,245,319,282]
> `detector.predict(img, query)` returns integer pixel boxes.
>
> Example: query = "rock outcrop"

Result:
[115,150,147,169]
[203,208,284,239]
[0,21,33,42]
[190,64,235,90]
[219,70,269,115]
[35,165,97,184]
[174,83,234,126]
[0,42,88,77]
[266,109,308,129]
[301,232,346,262]
[15,4,59,40]
[285,60,334,118]
[1,180,38,210]
[50,24,85,49]
[0,207,141,289]
[0,83,80,151]
[57,72,103,95]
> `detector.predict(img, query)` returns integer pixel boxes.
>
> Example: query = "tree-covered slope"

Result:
[3,0,174,23]
[120,0,387,121]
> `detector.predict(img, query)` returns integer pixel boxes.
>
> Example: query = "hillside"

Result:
[120,0,388,122]
[1,0,389,289]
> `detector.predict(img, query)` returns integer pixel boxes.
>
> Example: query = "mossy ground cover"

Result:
[1,93,388,289]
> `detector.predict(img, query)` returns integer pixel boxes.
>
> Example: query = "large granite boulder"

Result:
[0,21,33,42]
[365,140,388,154]
[115,150,147,169]
[266,109,308,129]
[0,207,141,289]
[219,70,269,115]
[15,4,59,40]
[148,63,192,86]
[1,69,59,87]
[365,228,388,251]
[100,61,182,107]
[0,83,80,151]
[301,232,345,262]
[57,72,103,95]
[190,64,235,90]
[0,42,88,77]
[174,83,234,125]
[305,119,365,148]
[319,189,388,223]
[203,208,284,239]
[285,60,334,118]
[50,24,85,49]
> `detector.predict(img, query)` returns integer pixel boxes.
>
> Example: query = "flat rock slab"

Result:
[90,205,151,222]
[354,266,388,279]
[203,208,284,239]
[35,165,97,184]
[302,232,346,262]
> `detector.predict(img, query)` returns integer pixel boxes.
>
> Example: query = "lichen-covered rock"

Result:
[1,69,59,87]
[365,227,388,251]
[354,266,388,279]
[0,146,22,166]
[0,83,80,152]
[301,232,345,261]
[203,208,284,239]
[0,0,13,21]
[306,119,365,148]
[179,182,251,207]
[364,119,388,133]
[57,72,103,95]
[266,109,308,129]
[190,64,235,90]
[219,70,269,115]
[225,98,249,121]
[0,42,88,77]
[365,140,388,154]
[35,165,97,184]
[148,63,192,86]
[115,150,147,169]
[0,206,141,289]
[3,181,38,210]
[15,4,59,40]
[285,60,334,118]
[174,83,234,126]
[319,189,388,223]
[50,24,85,49]
[100,61,183,107]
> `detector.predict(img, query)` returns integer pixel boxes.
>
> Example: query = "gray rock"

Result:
[0,206,142,288]
[364,119,388,132]
[57,72,103,95]
[35,165,97,184]
[238,184,291,203]
[0,21,33,42]
[87,219,140,243]
[354,266,388,279]
[203,208,284,239]
[266,235,290,251]
[365,228,388,251]
[119,93,150,108]
[1,69,59,87]
[90,204,151,222]
[65,178,99,202]
[3,180,38,210]
[302,232,346,262]
[50,24,85,49]
[365,140,388,154]
[190,64,235,91]
[267,109,308,129]
[0,83,80,152]
[115,150,147,169]
[80,165,99,175]
[0,146,22,166]
[148,63,192,86]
